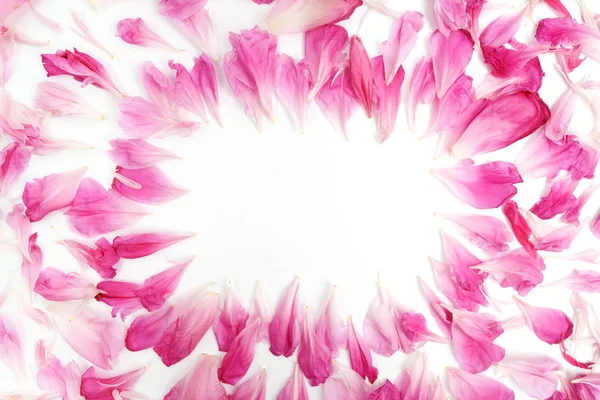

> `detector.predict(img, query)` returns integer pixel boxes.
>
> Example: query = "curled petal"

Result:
[298,307,333,386]
[117,18,179,50]
[502,200,535,255]
[60,237,120,278]
[276,364,309,400]
[305,24,348,101]
[213,283,249,352]
[515,297,573,344]
[347,316,378,383]
[218,318,262,385]
[431,29,474,98]
[164,354,227,400]
[315,69,359,139]
[530,176,579,220]
[447,367,515,400]
[230,370,267,400]
[34,81,103,119]
[440,213,512,255]
[0,142,31,196]
[112,232,193,259]
[80,366,145,400]
[323,362,371,400]
[372,55,404,143]
[349,36,373,118]
[266,0,361,34]
[34,267,96,301]
[315,286,346,358]
[269,277,303,357]
[381,11,424,85]
[248,281,272,342]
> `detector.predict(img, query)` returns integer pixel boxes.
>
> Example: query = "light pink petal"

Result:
[126,305,174,351]
[562,183,598,224]
[248,281,272,342]
[530,176,579,220]
[305,24,348,101]
[0,314,25,378]
[117,18,179,50]
[298,307,333,386]
[372,55,404,143]
[433,0,469,36]
[34,267,96,301]
[381,11,424,85]
[22,167,86,222]
[496,355,561,399]
[269,277,303,357]
[276,364,309,400]
[218,318,262,385]
[191,54,221,126]
[368,380,401,399]
[37,355,81,400]
[430,258,486,312]
[168,60,209,122]
[363,283,401,356]
[109,139,179,169]
[164,354,227,400]
[276,54,311,132]
[20,233,43,295]
[543,88,579,142]
[6,204,32,262]
[440,213,512,255]
[54,304,125,370]
[418,278,452,336]
[515,297,574,344]
[171,10,218,60]
[112,232,194,259]
[60,237,120,278]
[516,134,587,180]
[406,56,436,131]
[71,11,112,59]
[502,200,535,255]
[533,220,587,252]
[323,362,371,400]
[158,0,208,19]
[230,370,267,400]
[0,94,43,144]
[315,286,346,358]
[0,142,31,195]
[223,27,277,130]
[432,159,523,209]
[347,316,378,383]
[477,248,545,295]
[80,366,145,400]
[112,166,187,205]
[548,269,600,292]
[349,35,373,118]
[34,81,103,119]
[266,0,361,34]
[315,68,359,139]
[447,367,515,400]
[213,283,249,352]
[452,91,551,159]
[431,29,474,98]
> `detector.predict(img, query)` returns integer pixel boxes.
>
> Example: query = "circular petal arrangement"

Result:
[1,0,600,399]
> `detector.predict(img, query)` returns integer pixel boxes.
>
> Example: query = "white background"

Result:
[1,0,599,398]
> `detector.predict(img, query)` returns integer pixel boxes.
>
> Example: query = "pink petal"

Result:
[54,304,125,370]
[477,57,544,99]
[447,367,515,400]
[276,364,309,400]
[514,297,574,344]
[530,176,579,220]
[171,10,219,60]
[305,24,348,101]
[230,370,267,400]
[419,278,452,336]
[0,142,31,195]
[347,316,378,383]
[496,355,561,399]
[125,305,174,351]
[430,29,474,98]
[158,0,208,19]
[218,318,262,385]
[248,281,272,342]
[191,54,221,126]
[372,55,404,143]
[369,380,401,399]
[397,353,442,400]
[269,277,303,357]
[34,81,103,119]
[432,159,523,209]
[41,49,123,97]
[60,237,120,278]
[71,11,113,59]
[298,307,333,386]
[164,354,227,400]
[440,213,512,255]
[315,286,346,358]
[0,314,25,378]
[477,248,545,295]
[112,232,193,259]
[516,134,588,180]
[168,60,209,122]
[34,267,96,301]
[95,281,145,318]
[276,54,311,132]
[223,27,277,131]
[406,57,436,131]
[0,94,43,144]
[112,166,187,205]
[117,18,179,50]
[536,18,600,62]
[430,258,486,312]
[141,61,175,110]
[543,0,571,17]
[349,35,374,118]
[213,283,249,352]
[323,362,371,400]
[381,11,424,85]
[480,9,528,49]
[549,269,600,292]
[109,139,180,169]
[22,167,86,222]
[6,204,32,263]
[22,233,43,295]
[315,68,359,139]
[543,87,579,142]
[80,366,145,400]
[266,0,361,34]
[482,41,549,79]
[452,91,551,159]
[37,355,81,400]
[433,0,469,36]
[502,200,535,255]
[533,220,586,252]
[363,283,401,356]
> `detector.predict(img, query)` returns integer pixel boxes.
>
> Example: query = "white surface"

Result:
[0,0,599,398]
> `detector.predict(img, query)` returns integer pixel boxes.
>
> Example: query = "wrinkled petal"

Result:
[430,257,486,312]
[323,362,370,400]
[213,283,249,352]
[230,370,267,400]
[433,0,469,36]
[266,0,361,34]
[34,81,103,119]
[447,367,515,400]
[298,307,333,386]
[536,18,600,63]
[431,29,474,98]
[482,41,549,79]
[112,232,193,259]
[440,213,512,255]
[349,35,373,118]
[381,11,424,85]
[269,277,303,357]
[477,248,545,295]
[530,176,579,220]
[406,57,436,131]
[218,318,262,385]
[60,237,120,278]
[248,281,272,342]
[34,267,96,301]
[0,142,31,196]
[514,297,574,344]
[164,354,227,400]
[276,54,311,132]
[496,355,561,399]
[372,55,404,143]
[315,286,346,358]
[276,364,309,400]
[117,17,179,50]
[347,316,378,383]
[109,139,179,169]
[516,134,588,180]
[80,366,145,400]
[502,200,535,255]
[315,68,358,139]
[476,57,544,99]
[305,24,348,101]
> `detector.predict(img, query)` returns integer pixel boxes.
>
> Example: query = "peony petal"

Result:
[533,219,587,252]
[496,355,561,399]
[112,232,193,259]
[230,370,267,400]
[117,17,179,50]
[248,281,272,342]
[125,305,174,351]
[34,81,103,119]
[34,267,97,301]
[536,18,600,63]
[171,10,219,60]
[0,142,31,195]
[323,361,371,400]
[95,281,145,318]
[269,277,303,357]
[109,139,180,169]
[482,40,549,79]
[213,283,249,352]
[266,0,361,34]
[418,278,452,336]
[22,167,86,222]
[6,204,32,263]
[514,297,573,344]
[447,367,515,400]
[347,316,378,383]
[0,314,25,378]
[60,237,120,278]
[543,87,579,142]
[168,60,209,122]
[396,353,440,399]
[406,56,436,131]
[276,364,309,400]
[112,166,187,205]
[433,0,469,36]
[369,380,401,399]
[80,366,145,400]
[562,183,598,224]
[372,55,404,143]
[476,248,545,295]
[516,134,588,180]
[305,24,348,101]
[315,286,346,358]
[158,0,208,19]
[21,233,43,295]
[502,200,535,255]
[71,11,113,59]
[548,269,600,292]
[439,213,512,255]
[37,353,81,400]
[218,318,262,385]
[480,8,528,49]
[381,11,424,85]
[191,54,221,126]
[476,57,544,99]
[431,29,474,98]
[164,354,227,400]
[430,257,486,312]
[315,68,359,139]
[298,307,333,386]
[276,54,311,132]
[363,283,401,356]
[530,176,579,220]
[349,35,374,118]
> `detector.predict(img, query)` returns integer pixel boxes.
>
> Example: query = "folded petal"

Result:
[95,281,144,318]
[418,278,452,336]
[347,316,378,383]
[369,380,401,399]
[126,305,174,351]
[269,277,303,357]
[80,366,145,400]
[60,237,120,278]
[0,314,25,378]
[432,159,522,209]
[109,139,179,169]
[530,176,579,220]
[276,54,311,132]
[502,200,535,255]
[315,69,359,139]
[248,281,272,342]
[34,267,97,301]
[482,41,549,79]
[191,54,221,125]
[218,318,262,385]
[372,55,404,143]
[516,134,586,180]
[349,36,373,118]
[23,167,86,222]
[514,297,573,344]
[440,213,512,255]
[298,307,333,386]
[276,364,309,400]
[381,11,424,85]
[214,283,249,352]
[433,0,469,36]
[230,370,267,400]
[477,248,545,295]
[168,60,209,122]
[315,286,346,358]
[431,29,474,98]
[164,354,227,400]
[496,355,561,399]
[117,18,179,50]
[266,0,361,34]
[34,81,103,119]
[323,362,371,400]
[406,57,436,131]
[447,367,515,400]
[305,24,348,101]
[536,18,600,62]
[112,232,193,259]
[0,142,30,196]
[430,258,486,312]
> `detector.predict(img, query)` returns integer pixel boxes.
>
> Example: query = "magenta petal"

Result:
[347,316,378,384]
[298,307,333,386]
[126,305,174,351]
[164,354,227,400]
[117,17,178,50]
[305,24,348,101]
[60,237,120,278]
[248,282,272,342]
[191,54,222,126]
[369,380,401,400]
[34,267,96,301]
[530,176,579,220]
[112,166,187,205]
[315,286,346,358]
[447,367,515,400]
[477,249,545,295]
[22,167,86,222]
[323,362,371,400]
[516,134,587,180]
[80,366,145,400]
[536,17,600,62]
[213,283,249,352]
[381,11,424,85]
[108,139,179,169]
[112,232,193,259]
[95,281,145,318]
[0,142,31,195]
[276,364,309,400]
[168,60,209,122]
[315,69,359,139]
[276,54,311,132]
[230,370,267,400]
[218,318,262,385]
[269,277,303,357]
[496,355,561,399]
[349,36,374,118]
[514,297,574,344]
[372,55,404,143]
[430,29,474,98]
[266,0,361,34]
[440,213,512,255]
[502,200,536,255]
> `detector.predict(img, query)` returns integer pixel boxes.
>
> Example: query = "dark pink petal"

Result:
[536,18,600,62]
[477,249,545,295]
[502,200,535,255]
[315,286,346,358]
[276,364,309,400]
[214,283,249,352]
[482,40,549,79]
[168,60,209,122]
[430,29,474,98]
[230,370,267,400]
[126,305,174,351]
[276,54,311,132]
[530,176,579,220]
[0,315,25,378]
[269,277,303,357]
[514,297,574,344]
[381,11,424,84]
[440,213,512,255]
[433,0,469,36]
[218,318,262,385]
[452,91,551,159]
[0,142,31,195]
[22,233,43,294]
[548,269,600,292]
[369,380,401,399]
[347,316,378,383]
[191,54,221,126]
[323,362,371,400]
[164,354,227,400]
[266,0,361,34]
[112,166,187,205]
[60,237,120,278]
[406,57,436,131]
[516,134,588,180]
[41,49,123,97]
[34,81,103,119]
[95,281,144,318]
[223,27,277,131]
[6,204,32,263]
[22,167,86,222]
[117,17,179,50]
[112,232,193,259]
[315,69,359,139]
[447,367,515,400]
[34,267,96,301]
[109,139,179,169]
[432,159,523,209]
[544,0,571,17]
[304,24,348,101]
[248,281,272,342]
[298,307,333,386]
[80,366,145,400]
[349,36,373,118]
[496,355,561,399]
[372,55,404,143]
[419,278,452,336]
[477,57,544,99]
